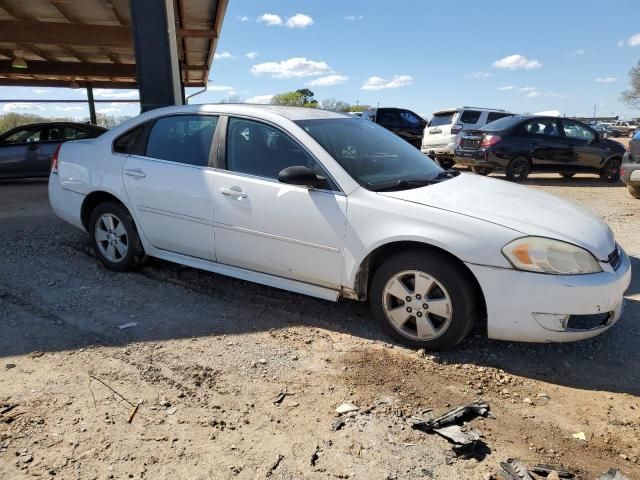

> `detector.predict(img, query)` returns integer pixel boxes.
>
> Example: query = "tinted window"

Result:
[486,112,512,124]
[428,112,456,127]
[113,125,147,155]
[634,130,640,140]
[3,127,42,144]
[226,118,331,184]
[482,115,521,132]
[146,115,218,167]
[562,120,595,142]
[523,119,561,137]
[297,118,441,190]
[377,110,399,126]
[47,126,88,141]
[398,110,423,127]
[460,110,482,124]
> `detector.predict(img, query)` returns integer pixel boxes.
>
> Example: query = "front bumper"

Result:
[466,249,632,343]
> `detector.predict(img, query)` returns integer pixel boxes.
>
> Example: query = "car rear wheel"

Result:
[89,202,144,271]
[600,158,621,183]
[370,250,479,350]
[505,156,530,182]
[471,166,494,176]
[627,185,640,199]
[436,157,455,169]
[559,172,575,179]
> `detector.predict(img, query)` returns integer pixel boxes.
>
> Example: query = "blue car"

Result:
[0,122,106,179]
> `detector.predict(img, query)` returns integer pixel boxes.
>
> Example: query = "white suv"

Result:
[422,107,513,168]
[614,121,638,137]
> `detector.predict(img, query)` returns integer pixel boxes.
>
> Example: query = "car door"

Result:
[121,114,219,260]
[210,116,347,289]
[0,126,46,177]
[560,119,604,171]
[520,118,571,171]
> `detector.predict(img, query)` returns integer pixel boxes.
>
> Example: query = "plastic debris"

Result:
[499,458,535,480]
[599,470,629,480]
[410,402,492,432]
[572,431,587,441]
[434,425,482,446]
[335,403,359,415]
[530,464,574,478]
[118,322,138,330]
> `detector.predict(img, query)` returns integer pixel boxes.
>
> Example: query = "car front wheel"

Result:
[370,250,479,350]
[471,166,494,176]
[600,158,621,183]
[628,185,640,199]
[505,156,530,182]
[89,202,144,271]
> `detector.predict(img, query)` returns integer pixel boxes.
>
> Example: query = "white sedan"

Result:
[49,105,631,350]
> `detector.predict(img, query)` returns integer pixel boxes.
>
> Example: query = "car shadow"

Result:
[489,174,624,188]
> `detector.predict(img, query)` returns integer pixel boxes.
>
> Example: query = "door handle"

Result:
[125,168,146,179]
[220,187,247,199]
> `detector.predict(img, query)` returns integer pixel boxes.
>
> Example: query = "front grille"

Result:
[460,138,481,149]
[566,312,612,331]
[608,246,621,270]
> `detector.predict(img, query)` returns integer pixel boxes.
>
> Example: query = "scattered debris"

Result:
[410,403,491,432]
[166,406,178,415]
[523,397,533,405]
[335,402,359,415]
[28,351,44,358]
[266,454,284,477]
[434,425,482,446]
[332,419,345,431]
[536,393,551,401]
[599,469,629,480]
[4,364,15,369]
[499,458,535,480]
[310,445,320,466]
[572,432,587,441]
[272,389,294,405]
[118,322,138,330]
[530,464,574,478]
[127,403,140,424]
[160,399,171,408]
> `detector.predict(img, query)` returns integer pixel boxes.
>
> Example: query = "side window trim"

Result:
[221,115,343,194]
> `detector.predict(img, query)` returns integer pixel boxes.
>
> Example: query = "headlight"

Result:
[502,237,602,275]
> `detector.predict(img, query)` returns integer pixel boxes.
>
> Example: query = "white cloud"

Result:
[55,106,84,112]
[498,85,515,91]
[245,94,274,104]
[245,51,258,59]
[345,15,364,21]
[525,91,541,98]
[251,57,333,79]
[214,51,233,60]
[207,83,235,92]
[94,89,138,99]
[257,14,283,26]
[465,71,492,79]
[570,49,585,56]
[628,33,640,47]
[237,15,250,22]
[3,103,44,112]
[361,75,414,90]
[618,40,625,47]
[596,77,617,83]
[493,54,542,70]
[519,86,537,92]
[34,88,53,94]
[97,107,121,114]
[307,75,349,87]
[285,13,314,29]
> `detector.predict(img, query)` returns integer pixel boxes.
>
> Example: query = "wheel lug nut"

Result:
[405,296,412,302]
[423,304,429,310]
[406,307,412,313]
[416,294,421,300]
[416,312,423,318]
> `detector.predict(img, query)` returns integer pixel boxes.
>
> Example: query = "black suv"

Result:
[362,107,426,149]
[454,115,626,182]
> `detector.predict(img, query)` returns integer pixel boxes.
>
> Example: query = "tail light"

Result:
[480,134,502,147]
[451,124,463,135]
[50,144,62,174]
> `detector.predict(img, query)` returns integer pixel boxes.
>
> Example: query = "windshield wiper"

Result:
[369,170,461,192]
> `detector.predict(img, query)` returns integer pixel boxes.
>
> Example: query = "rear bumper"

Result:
[621,152,640,186]
[454,147,508,168]
[422,142,456,157]
[466,249,632,343]
[48,173,86,231]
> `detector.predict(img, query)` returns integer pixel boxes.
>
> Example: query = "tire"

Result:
[600,158,621,183]
[471,166,494,176]
[437,157,455,169]
[89,202,145,271]
[628,185,640,199]
[505,156,530,182]
[559,172,575,179]
[370,249,480,350]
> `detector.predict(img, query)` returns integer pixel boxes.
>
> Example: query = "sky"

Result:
[1,0,639,120]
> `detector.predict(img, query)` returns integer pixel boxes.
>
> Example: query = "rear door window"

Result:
[522,119,561,137]
[460,110,482,124]
[146,115,218,167]
[376,110,400,128]
[486,112,513,124]
[561,120,595,142]
[2,127,43,144]
[398,110,424,127]
[428,112,456,127]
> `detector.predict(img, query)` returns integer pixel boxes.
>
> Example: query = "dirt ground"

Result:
[1,140,639,479]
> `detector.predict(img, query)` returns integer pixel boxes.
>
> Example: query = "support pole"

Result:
[87,83,97,125]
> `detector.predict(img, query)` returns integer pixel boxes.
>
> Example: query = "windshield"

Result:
[428,112,456,127]
[296,118,443,190]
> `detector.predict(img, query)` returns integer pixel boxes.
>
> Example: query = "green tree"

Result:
[271,89,318,108]
[348,104,371,113]
[621,60,640,109]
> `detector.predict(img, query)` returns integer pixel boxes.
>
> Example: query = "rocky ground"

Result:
[1,146,639,479]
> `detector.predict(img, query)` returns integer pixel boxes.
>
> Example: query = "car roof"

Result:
[137,104,350,121]
[433,107,509,115]
[4,121,103,130]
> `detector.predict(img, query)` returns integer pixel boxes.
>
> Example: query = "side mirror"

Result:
[278,165,328,189]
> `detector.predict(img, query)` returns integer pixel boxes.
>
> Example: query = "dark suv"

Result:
[454,115,626,182]
[361,107,426,149]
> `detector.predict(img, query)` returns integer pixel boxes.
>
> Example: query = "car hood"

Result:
[378,173,615,260]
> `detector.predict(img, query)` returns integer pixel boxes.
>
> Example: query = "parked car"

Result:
[361,107,426,149]
[621,129,640,198]
[613,121,638,137]
[422,107,513,168]
[455,115,626,182]
[592,123,624,139]
[0,122,106,179]
[49,105,630,350]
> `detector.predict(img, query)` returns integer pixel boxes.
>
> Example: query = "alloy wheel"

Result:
[95,213,128,263]
[382,270,453,341]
